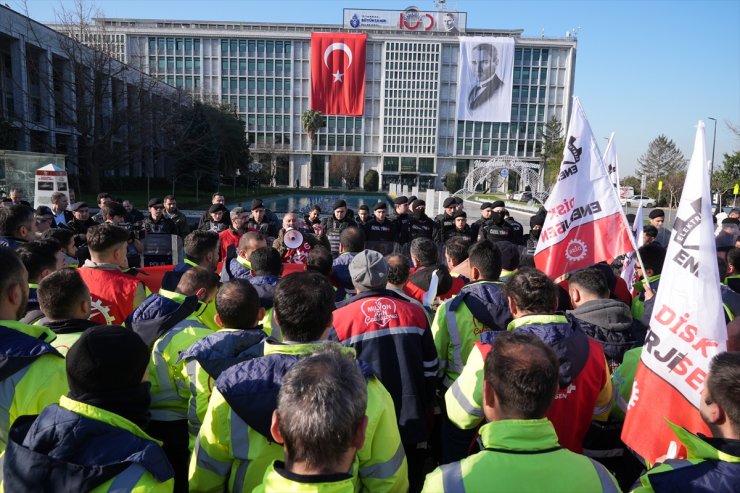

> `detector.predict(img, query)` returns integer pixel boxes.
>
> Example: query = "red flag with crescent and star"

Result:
[311,32,366,116]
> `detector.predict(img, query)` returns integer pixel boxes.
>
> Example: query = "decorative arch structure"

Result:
[453,156,547,204]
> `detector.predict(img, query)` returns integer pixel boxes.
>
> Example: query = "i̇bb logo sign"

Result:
[399,8,434,31]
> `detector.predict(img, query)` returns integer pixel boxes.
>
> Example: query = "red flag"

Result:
[534,98,633,278]
[311,33,366,116]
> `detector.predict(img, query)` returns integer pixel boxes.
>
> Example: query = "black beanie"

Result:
[530,208,547,228]
[332,199,347,210]
[67,325,150,395]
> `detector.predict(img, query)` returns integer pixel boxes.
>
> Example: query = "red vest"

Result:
[219,228,242,261]
[78,267,141,325]
[475,337,607,453]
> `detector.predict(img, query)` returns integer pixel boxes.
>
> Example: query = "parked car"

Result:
[625,195,656,208]
[512,191,532,202]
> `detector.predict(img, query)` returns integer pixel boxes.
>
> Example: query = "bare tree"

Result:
[6,0,183,192]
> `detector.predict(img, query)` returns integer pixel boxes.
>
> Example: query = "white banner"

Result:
[620,202,644,286]
[534,98,633,277]
[456,37,514,123]
[603,132,620,191]
[642,121,726,404]
[344,8,467,33]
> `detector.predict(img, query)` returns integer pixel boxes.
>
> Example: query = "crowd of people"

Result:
[0,186,738,492]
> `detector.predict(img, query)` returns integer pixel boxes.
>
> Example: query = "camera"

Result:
[121,222,146,241]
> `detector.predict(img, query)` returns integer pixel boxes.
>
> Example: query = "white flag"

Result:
[603,132,620,192]
[620,202,644,286]
[623,121,727,463]
[534,98,633,278]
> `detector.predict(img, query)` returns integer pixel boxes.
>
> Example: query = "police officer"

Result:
[471,202,493,240]
[321,199,357,257]
[391,196,411,230]
[363,201,399,255]
[478,202,512,243]
[450,210,474,242]
[502,209,525,245]
[407,199,435,242]
[434,197,457,244]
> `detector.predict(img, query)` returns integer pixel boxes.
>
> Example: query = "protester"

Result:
[189,272,408,493]
[49,191,72,227]
[91,192,112,224]
[135,267,219,492]
[255,345,369,492]
[247,246,283,336]
[98,200,144,266]
[77,223,146,325]
[0,204,36,249]
[386,252,430,313]
[446,268,613,454]
[161,229,220,292]
[332,226,365,293]
[331,250,437,492]
[648,209,670,248]
[631,242,666,324]
[16,239,65,323]
[8,187,30,206]
[164,195,191,237]
[36,268,96,354]
[634,351,740,492]
[66,201,96,236]
[43,227,79,267]
[494,240,521,282]
[4,325,174,491]
[432,239,511,462]
[0,246,68,460]
[178,280,268,442]
[423,331,620,492]
[221,231,267,281]
[306,245,348,302]
[405,237,461,306]
[122,199,145,223]
[219,206,249,261]
[272,212,328,262]
[34,205,55,236]
[444,237,471,281]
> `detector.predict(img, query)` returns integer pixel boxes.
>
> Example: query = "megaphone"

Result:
[283,228,304,249]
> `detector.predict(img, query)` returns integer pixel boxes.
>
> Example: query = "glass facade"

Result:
[88,18,576,189]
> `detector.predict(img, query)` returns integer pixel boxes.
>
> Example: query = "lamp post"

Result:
[708,117,717,198]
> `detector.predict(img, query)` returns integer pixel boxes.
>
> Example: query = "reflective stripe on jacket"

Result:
[445,314,612,453]
[3,395,173,492]
[422,419,620,492]
[188,341,408,493]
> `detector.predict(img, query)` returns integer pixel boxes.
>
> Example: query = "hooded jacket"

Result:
[432,281,512,388]
[5,396,173,492]
[178,328,267,441]
[37,317,99,356]
[126,289,201,347]
[188,341,408,493]
[568,298,646,372]
[445,314,612,453]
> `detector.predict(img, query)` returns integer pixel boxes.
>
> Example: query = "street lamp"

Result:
[708,116,717,192]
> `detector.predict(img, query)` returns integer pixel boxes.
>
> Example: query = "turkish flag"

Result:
[311,33,366,116]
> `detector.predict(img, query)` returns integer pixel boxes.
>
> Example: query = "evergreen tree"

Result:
[540,116,565,187]
[637,134,687,180]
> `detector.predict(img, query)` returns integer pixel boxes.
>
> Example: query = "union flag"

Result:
[534,98,634,278]
[311,33,366,116]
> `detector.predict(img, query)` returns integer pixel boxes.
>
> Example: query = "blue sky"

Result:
[17,0,740,177]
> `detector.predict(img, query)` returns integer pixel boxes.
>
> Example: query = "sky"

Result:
[16,0,740,178]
